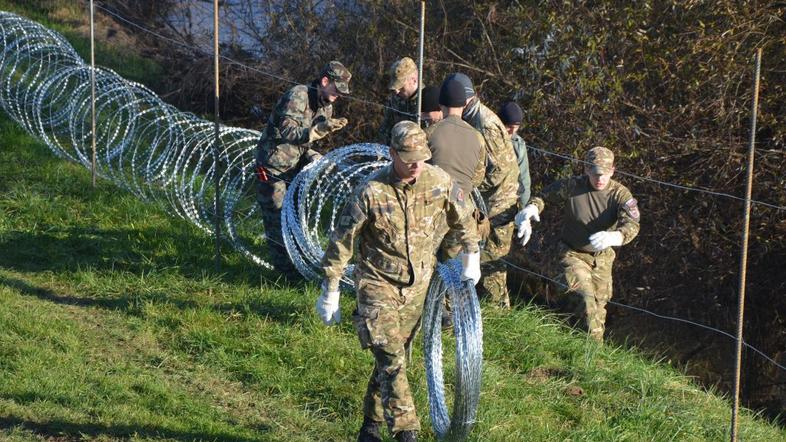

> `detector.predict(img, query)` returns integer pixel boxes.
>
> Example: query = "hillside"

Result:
[0,2,784,441]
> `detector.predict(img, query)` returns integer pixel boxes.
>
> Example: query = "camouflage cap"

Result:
[390,121,431,163]
[321,60,351,94]
[585,146,615,174]
[388,57,418,91]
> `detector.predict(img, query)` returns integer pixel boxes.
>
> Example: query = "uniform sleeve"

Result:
[615,186,640,245]
[513,136,532,207]
[321,189,369,291]
[277,88,311,145]
[472,131,487,189]
[479,123,519,219]
[529,178,570,214]
[445,181,480,253]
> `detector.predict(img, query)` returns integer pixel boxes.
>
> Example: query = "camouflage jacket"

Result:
[529,176,640,253]
[377,92,419,145]
[511,134,532,207]
[256,81,332,176]
[321,164,480,291]
[463,98,520,225]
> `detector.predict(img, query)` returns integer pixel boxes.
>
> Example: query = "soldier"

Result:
[378,57,419,143]
[425,78,487,328]
[419,85,442,127]
[255,61,352,276]
[426,78,488,257]
[317,121,481,442]
[517,146,640,341]
[447,73,520,308]
[499,101,532,208]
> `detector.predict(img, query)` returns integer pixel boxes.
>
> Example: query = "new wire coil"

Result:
[0,12,482,439]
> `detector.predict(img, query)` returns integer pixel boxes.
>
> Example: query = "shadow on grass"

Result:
[0,271,302,326]
[0,227,284,286]
[0,415,269,442]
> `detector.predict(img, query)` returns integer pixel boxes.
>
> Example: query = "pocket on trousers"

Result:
[352,303,388,349]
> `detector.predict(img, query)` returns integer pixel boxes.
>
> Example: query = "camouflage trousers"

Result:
[352,275,430,434]
[558,243,615,341]
[255,174,296,274]
[479,221,515,308]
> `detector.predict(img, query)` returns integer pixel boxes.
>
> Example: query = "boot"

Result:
[394,430,417,442]
[357,416,382,442]
[441,309,453,330]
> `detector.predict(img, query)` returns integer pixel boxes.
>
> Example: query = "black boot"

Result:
[357,416,382,442]
[441,310,453,330]
[395,430,417,442]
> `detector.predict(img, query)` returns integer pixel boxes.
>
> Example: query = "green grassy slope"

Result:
[0,2,784,441]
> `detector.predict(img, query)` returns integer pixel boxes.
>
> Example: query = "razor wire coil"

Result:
[0,12,483,440]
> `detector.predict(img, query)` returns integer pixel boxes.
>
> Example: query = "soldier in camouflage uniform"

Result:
[378,57,419,144]
[426,78,487,258]
[499,101,532,208]
[517,147,640,341]
[448,73,521,308]
[317,121,481,442]
[255,61,352,275]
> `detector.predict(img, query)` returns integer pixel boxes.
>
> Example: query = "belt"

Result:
[562,241,605,257]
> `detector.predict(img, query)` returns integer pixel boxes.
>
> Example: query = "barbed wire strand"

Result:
[89,5,786,373]
[94,4,786,213]
[499,258,786,372]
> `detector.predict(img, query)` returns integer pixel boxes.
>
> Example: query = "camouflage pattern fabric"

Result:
[529,175,640,340]
[256,82,332,176]
[354,276,429,432]
[255,81,333,272]
[558,244,615,341]
[463,98,521,307]
[377,92,419,145]
[321,163,479,433]
[511,133,532,207]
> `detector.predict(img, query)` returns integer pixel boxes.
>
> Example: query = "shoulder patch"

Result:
[449,182,466,209]
[624,198,640,221]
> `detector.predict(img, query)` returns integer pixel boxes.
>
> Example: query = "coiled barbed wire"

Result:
[0,12,483,440]
[0,11,269,268]
[423,261,483,441]
[284,144,485,440]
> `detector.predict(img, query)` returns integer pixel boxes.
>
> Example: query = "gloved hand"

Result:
[589,231,623,252]
[514,204,540,246]
[315,282,341,325]
[309,117,348,142]
[460,250,481,286]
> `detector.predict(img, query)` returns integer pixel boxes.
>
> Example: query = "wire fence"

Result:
[84,5,786,379]
[3,5,786,410]
[95,3,786,214]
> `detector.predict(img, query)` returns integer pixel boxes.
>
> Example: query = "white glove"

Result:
[315,283,341,325]
[460,251,481,286]
[589,231,624,252]
[514,204,540,246]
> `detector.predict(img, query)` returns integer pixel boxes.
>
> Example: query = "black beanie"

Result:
[420,86,441,112]
[439,78,467,107]
[499,101,523,125]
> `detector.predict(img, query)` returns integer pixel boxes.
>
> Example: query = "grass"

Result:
[0,2,785,441]
[1,104,785,442]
